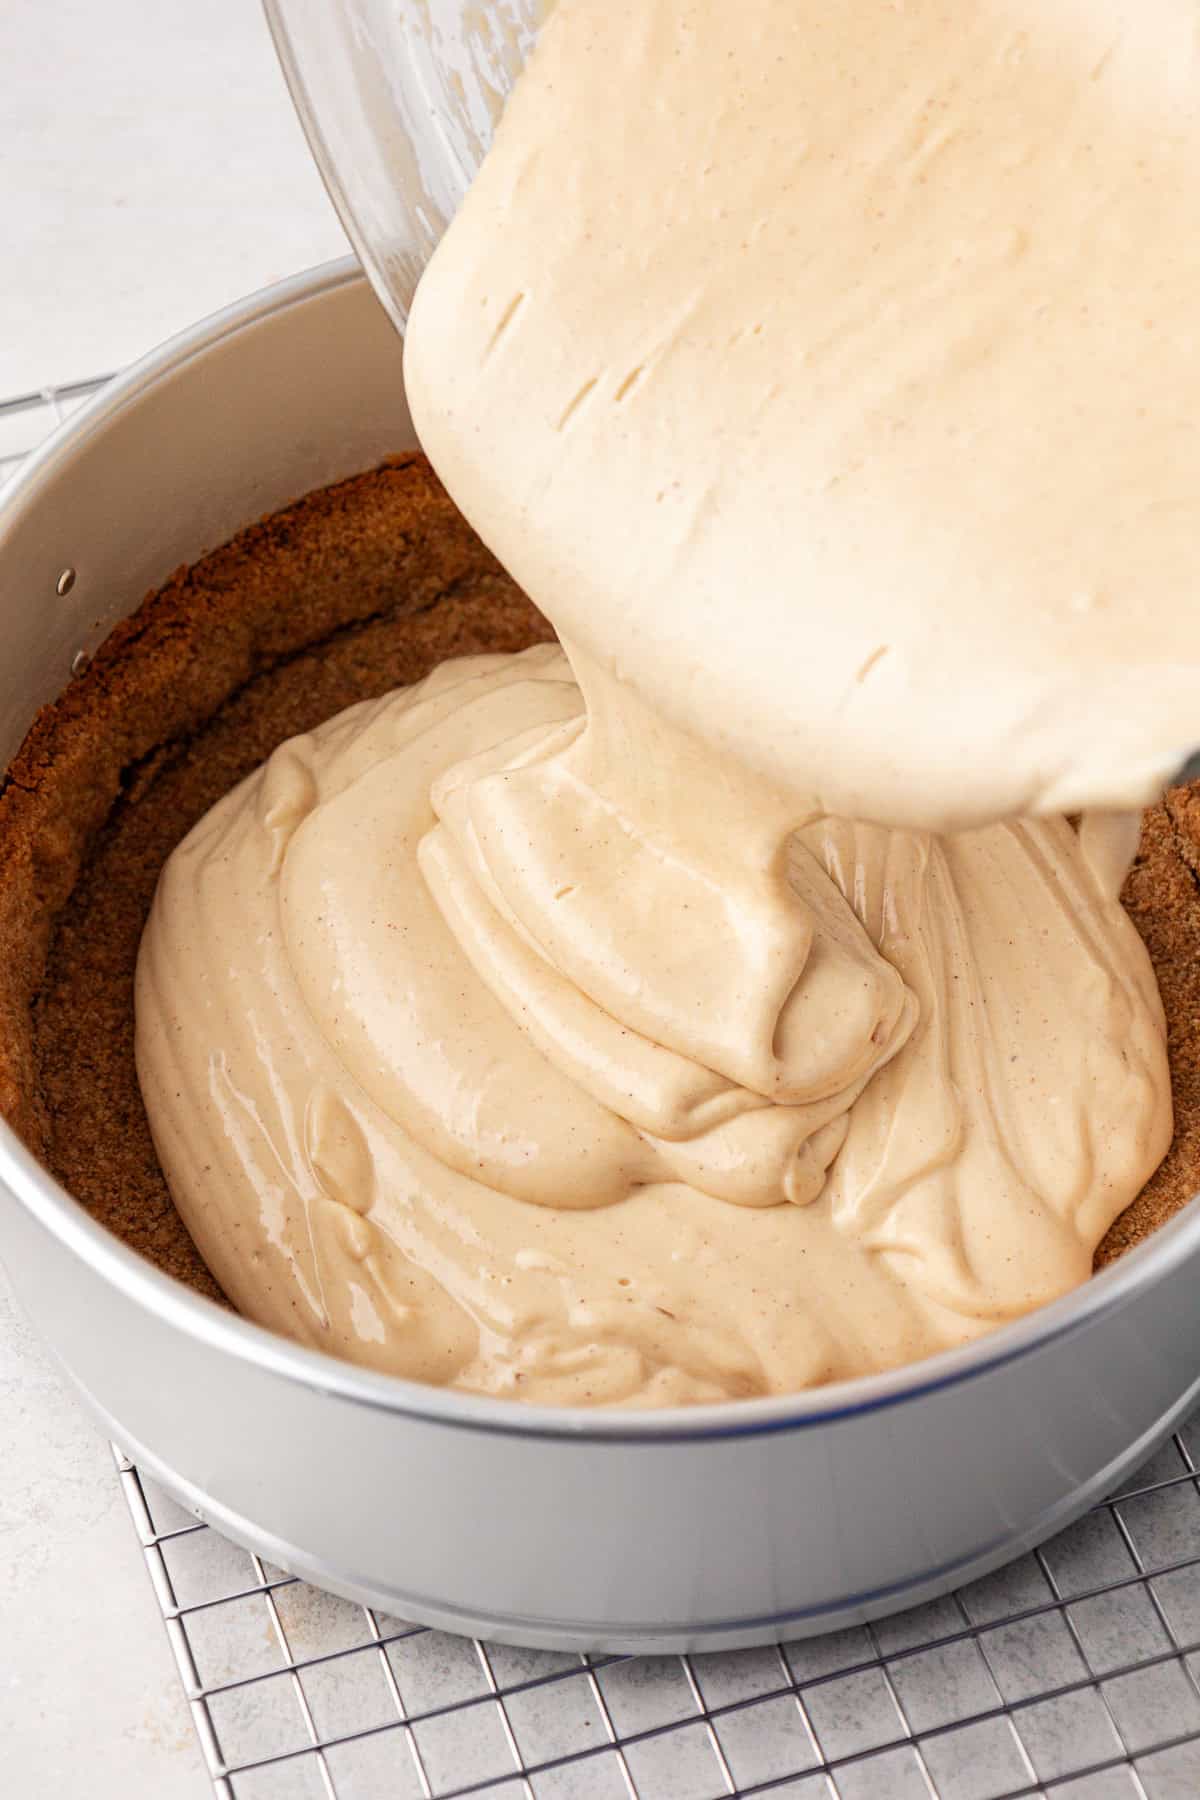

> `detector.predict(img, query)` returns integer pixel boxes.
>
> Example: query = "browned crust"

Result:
[0,453,550,1293]
[1096,786,1200,1264]
[0,448,1196,1296]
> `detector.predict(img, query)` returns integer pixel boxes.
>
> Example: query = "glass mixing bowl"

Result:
[264,0,543,329]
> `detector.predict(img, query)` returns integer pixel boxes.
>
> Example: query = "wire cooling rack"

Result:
[11,376,1200,1799]
[0,373,114,482]
[113,1431,1200,1800]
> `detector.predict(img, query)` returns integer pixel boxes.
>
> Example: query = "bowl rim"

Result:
[3,254,1197,1446]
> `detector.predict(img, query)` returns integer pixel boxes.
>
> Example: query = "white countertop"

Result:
[1,0,345,396]
[0,1269,207,1797]
[1,2,346,1792]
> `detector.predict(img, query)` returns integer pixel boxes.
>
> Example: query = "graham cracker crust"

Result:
[0,450,1194,1308]
[0,453,551,1299]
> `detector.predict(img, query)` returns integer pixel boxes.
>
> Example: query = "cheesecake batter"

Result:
[136,0,1196,1403]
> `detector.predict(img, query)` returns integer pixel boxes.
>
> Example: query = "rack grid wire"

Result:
[10,377,1200,1800]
